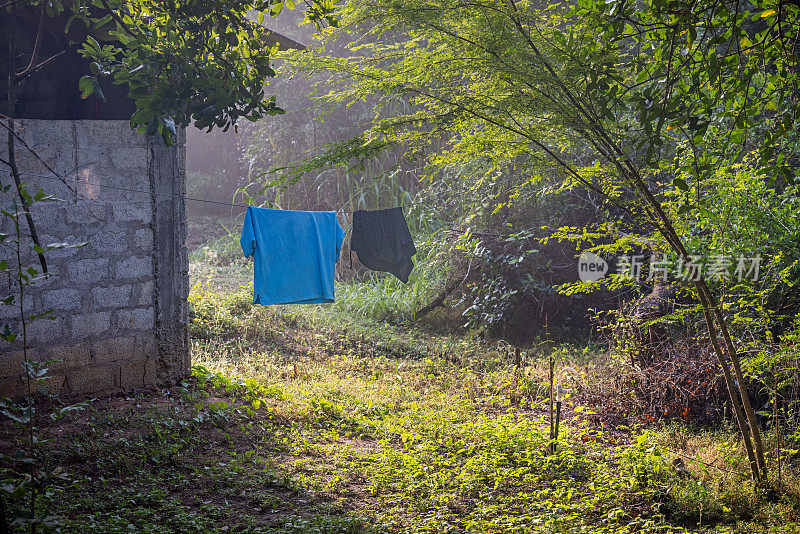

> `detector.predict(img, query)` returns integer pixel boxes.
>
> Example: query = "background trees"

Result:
[265,0,800,482]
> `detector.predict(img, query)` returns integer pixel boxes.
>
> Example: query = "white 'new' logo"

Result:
[578,251,608,282]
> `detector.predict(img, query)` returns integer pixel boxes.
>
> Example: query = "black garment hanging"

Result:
[350,207,417,283]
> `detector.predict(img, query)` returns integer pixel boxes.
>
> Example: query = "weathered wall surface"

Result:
[0,120,188,396]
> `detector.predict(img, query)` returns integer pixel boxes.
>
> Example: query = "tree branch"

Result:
[14,0,46,79]
[15,50,65,81]
[97,0,138,38]
[6,14,47,274]
[0,0,25,10]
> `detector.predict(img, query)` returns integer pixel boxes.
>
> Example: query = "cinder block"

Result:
[23,165,76,200]
[89,230,128,254]
[66,200,108,226]
[0,375,23,397]
[72,157,118,199]
[64,363,119,394]
[34,372,68,396]
[92,336,139,363]
[120,357,157,390]
[76,120,146,147]
[44,342,90,368]
[0,350,52,393]
[137,281,153,307]
[16,119,36,145]
[44,235,82,259]
[0,295,34,320]
[29,204,64,229]
[27,318,64,344]
[91,285,132,309]
[117,308,154,331]
[70,312,110,339]
[110,146,148,173]
[111,203,151,223]
[13,146,66,177]
[69,258,109,284]
[116,256,152,280]
[42,288,82,311]
[30,262,61,288]
[137,334,157,356]
[30,119,74,147]
[31,176,76,201]
[0,336,18,355]
[144,356,157,385]
[134,228,153,250]
[0,351,26,377]
[75,120,114,147]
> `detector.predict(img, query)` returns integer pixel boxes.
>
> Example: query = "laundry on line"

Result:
[240,206,418,305]
[350,207,417,284]
[241,206,345,305]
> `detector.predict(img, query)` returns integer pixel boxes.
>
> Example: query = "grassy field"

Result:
[1,244,799,533]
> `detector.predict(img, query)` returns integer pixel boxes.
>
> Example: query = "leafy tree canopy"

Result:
[280,0,799,219]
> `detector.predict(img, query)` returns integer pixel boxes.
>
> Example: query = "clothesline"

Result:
[9,170,420,212]
[8,170,518,240]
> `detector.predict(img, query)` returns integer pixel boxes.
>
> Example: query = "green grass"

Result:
[185,285,800,532]
[333,234,450,323]
[2,250,799,533]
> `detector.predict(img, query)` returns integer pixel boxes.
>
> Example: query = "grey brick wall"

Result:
[0,119,188,396]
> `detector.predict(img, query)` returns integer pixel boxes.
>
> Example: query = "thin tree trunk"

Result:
[698,280,768,475]
[627,169,766,481]
[629,167,765,481]
[694,280,760,476]
[5,7,47,274]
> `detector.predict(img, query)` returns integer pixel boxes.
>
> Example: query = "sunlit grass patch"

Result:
[649,421,800,531]
[15,248,788,533]
[187,288,679,532]
[184,266,800,533]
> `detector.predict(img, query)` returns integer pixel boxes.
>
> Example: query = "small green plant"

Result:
[192,364,286,418]
[0,184,86,532]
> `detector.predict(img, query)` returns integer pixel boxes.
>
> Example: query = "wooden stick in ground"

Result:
[512,348,521,406]
[549,356,554,451]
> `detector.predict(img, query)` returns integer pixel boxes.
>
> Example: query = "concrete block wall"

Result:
[0,119,189,396]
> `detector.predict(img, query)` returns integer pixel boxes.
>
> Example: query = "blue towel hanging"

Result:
[241,207,345,305]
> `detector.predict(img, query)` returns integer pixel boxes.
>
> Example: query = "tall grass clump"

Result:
[334,233,448,322]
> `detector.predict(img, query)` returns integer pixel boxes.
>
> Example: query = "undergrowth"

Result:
[2,248,799,533]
